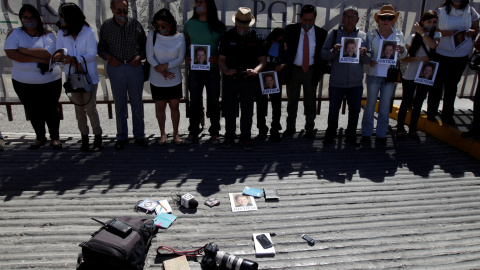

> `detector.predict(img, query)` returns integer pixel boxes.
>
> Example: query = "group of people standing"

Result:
[2,0,479,153]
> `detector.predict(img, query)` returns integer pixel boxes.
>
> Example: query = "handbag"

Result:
[143,30,158,82]
[468,50,480,72]
[386,60,402,83]
[63,56,93,106]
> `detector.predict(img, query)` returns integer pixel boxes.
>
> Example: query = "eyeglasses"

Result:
[21,16,37,21]
[379,15,395,21]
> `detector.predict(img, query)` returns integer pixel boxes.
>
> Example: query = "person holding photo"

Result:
[4,4,63,150]
[194,46,207,65]
[321,6,370,146]
[427,0,479,125]
[343,39,357,58]
[184,0,226,145]
[362,4,407,145]
[397,11,440,141]
[146,9,186,145]
[256,27,286,142]
[56,2,103,152]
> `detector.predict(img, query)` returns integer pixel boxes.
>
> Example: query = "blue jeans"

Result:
[222,78,255,140]
[362,75,395,138]
[107,63,145,140]
[187,67,221,137]
[325,85,363,139]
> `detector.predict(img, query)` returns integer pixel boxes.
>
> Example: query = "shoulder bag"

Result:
[63,56,94,106]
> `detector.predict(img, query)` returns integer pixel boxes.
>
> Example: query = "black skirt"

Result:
[150,83,183,100]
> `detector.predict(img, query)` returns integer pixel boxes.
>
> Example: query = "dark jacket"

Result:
[284,23,328,85]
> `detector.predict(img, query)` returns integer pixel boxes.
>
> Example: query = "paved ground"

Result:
[1,100,480,269]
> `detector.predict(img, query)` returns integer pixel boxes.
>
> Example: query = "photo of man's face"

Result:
[264,75,275,89]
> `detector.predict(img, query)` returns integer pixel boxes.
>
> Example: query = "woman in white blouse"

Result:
[55,2,103,152]
[426,0,479,125]
[4,4,63,150]
[147,9,186,145]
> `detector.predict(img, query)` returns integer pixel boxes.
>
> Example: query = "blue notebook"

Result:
[243,186,263,198]
[153,212,177,229]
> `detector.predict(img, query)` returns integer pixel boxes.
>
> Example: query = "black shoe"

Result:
[322,136,335,145]
[441,117,456,126]
[29,138,47,150]
[255,133,267,140]
[51,140,63,150]
[304,129,316,139]
[184,134,198,145]
[92,135,103,152]
[375,137,387,145]
[239,139,253,151]
[427,117,439,124]
[114,139,128,151]
[80,135,90,152]
[269,132,282,142]
[135,138,149,148]
[361,136,371,143]
[461,130,480,140]
[396,131,406,141]
[222,138,234,149]
[408,131,421,142]
[282,129,296,137]
[345,137,360,147]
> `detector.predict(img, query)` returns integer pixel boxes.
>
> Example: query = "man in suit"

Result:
[283,4,328,139]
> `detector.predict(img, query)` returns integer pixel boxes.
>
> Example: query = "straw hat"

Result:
[232,7,255,27]
[374,4,399,23]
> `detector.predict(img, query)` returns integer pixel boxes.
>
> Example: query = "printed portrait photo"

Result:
[377,40,398,65]
[339,37,361,64]
[190,44,210,70]
[229,193,258,212]
[414,61,439,86]
[259,71,280,95]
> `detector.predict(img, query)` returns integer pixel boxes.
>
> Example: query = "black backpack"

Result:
[77,216,158,270]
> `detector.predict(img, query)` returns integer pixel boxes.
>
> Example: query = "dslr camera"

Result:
[201,242,258,270]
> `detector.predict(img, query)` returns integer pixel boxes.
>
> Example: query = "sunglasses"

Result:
[379,15,395,21]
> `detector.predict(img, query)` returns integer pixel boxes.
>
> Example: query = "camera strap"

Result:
[157,244,207,257]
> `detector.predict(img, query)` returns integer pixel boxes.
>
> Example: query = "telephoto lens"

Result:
[214,250,258,270]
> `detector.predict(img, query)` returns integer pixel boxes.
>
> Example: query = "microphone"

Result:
[181,193,198,208]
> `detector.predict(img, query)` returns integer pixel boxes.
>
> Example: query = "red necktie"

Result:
[302,31,309,73]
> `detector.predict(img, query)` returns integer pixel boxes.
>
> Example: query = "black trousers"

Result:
[12,79,62,141]
[255,84,282,135]
[427,54,468,121]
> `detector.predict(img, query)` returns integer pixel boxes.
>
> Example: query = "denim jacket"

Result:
[366,27,407,76]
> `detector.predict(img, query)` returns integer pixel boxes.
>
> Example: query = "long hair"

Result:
[19,4,46,36]
[59,3,89,36]
[190,0,226,33]
[265,27,285,47]
[441,0,469,14]
[152,9,177,35]
[408,10,438,57]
